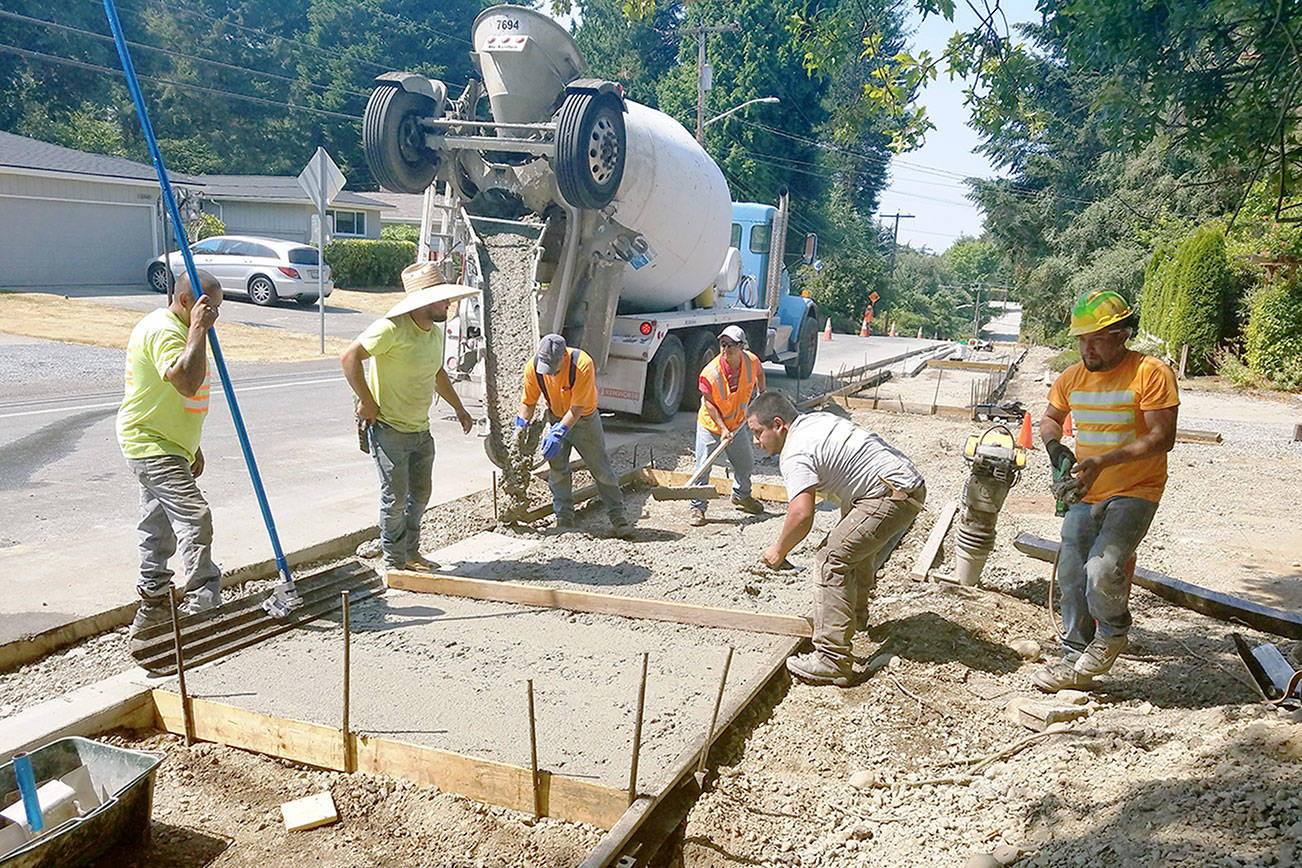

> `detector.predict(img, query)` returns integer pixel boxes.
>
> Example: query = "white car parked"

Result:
[146,235,333,306]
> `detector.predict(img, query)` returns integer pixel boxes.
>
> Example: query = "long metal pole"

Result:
[318,152,327,355]
[695,646,734,786]
[102,0,295,592]
[527,679,541,818]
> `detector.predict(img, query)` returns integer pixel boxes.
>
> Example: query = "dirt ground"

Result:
[7,346,1302,867]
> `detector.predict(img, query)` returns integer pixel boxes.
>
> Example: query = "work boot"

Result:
[609,516,635,540]
[549,515,576,536]
[731,494,765,515]
[129,598,171,638]
[1033,635,1126,692]
[403,554,442,573]
[785,651,854,687]
[689,508,707,527]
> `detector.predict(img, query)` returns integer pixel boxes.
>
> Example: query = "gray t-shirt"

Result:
[779,412,923,508]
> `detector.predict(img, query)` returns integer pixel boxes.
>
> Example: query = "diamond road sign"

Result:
[869,291,880,303]
[297,147,345,207]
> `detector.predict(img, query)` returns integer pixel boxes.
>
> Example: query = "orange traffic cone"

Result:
[1062,412,1073,437]
[889,327,897,338]
[859,318,869,337]
[823,318,833,340]
[916,327,923,339]
[1018,410,1035,449]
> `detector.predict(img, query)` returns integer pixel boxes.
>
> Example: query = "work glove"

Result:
[1046,438,1083,506]
[514,415,530,450]
[541,422,569,460]
[1045,438,1075,473]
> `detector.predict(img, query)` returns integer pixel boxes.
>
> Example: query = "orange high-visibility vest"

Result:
[697,350,760,435]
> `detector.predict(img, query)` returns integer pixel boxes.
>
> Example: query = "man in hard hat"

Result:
[516,334,632,538]
[1035,289,1179,692]
[341,267,476,572]
[118,270,224,639]
[747,391,926,687]
[688,325,767,526]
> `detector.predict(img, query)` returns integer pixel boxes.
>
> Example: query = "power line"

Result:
[0,42,363,122]
[0,8,371,101]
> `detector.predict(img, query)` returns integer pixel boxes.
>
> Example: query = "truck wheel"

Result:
[555,92,625,209]
[680,331,719,411]
[642,334,685,422]
[363,85,440,194]
[784,316,818,380]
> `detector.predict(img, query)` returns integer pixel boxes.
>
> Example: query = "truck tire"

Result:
[680,330,719,411]
[784,316,818,380]
[642,334,685,422]
[555,92,626,210]
[363,85,440,194]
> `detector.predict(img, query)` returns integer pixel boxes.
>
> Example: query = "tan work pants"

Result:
[813,484,925,668]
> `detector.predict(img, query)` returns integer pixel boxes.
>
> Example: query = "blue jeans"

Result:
[1058,496,1158,653]
[368,422,435,567]
[128,455,221,610]
[549,412,623,523]
[690,423,754,512]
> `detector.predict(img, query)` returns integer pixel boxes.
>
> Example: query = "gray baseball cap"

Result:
[718,325,747,346]
[535,333,568,375]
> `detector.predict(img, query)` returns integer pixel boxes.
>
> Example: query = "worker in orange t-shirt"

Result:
[688,325,767,526]
[517,334,631,538]
[1034,290,1179,693]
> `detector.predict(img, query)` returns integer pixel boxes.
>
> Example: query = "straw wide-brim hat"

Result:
[385,263,477,318]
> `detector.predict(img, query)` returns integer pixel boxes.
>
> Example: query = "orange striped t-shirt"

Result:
[1048,351,1179,503]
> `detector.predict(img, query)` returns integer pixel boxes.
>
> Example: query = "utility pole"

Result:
[882,211,915,276]
[675,21,740,142]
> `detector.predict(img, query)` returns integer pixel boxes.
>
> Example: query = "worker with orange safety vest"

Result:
[688,325,767,526]
[1034,289,1179,693]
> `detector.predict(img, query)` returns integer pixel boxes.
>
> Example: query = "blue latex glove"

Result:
[514,415,529,449]
[541,422,569,460]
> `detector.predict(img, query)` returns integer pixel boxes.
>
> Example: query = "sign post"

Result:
[297,148,345,353]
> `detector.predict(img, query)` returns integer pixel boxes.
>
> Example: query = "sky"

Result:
[876,0,1040,252]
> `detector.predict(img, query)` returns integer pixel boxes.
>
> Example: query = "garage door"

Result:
[0,197,153,289]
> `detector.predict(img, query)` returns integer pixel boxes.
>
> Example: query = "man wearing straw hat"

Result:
[341,263,476,571]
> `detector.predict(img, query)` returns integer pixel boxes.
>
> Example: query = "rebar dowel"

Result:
[341,590,351,772]
[527,679,541,818]
[696,647,734,781]
[169,588,193,746]
[931,366,944,413]
[491,471,498,522]
[628,652,649,804]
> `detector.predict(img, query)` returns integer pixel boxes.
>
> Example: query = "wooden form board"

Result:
[1011,533,1302,640]
[911,500,959,579]
[636,467,792,504]
[151,690,629,829]
[925,358,1010,372]
[840,396,974,419]
[1176,428,1223,445]
[386,571,813,638]
[521,466,645,521]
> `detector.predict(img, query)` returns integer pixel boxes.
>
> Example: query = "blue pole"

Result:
[101,0,292,589]
[12,752,43,832]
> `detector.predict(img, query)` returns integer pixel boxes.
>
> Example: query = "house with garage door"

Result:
[196,175,389,243]
[0,131,200,290]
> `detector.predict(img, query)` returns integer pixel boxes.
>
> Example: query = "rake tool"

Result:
[650,435,732,501]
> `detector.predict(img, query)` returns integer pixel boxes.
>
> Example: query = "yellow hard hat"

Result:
[1069,290,1133,337]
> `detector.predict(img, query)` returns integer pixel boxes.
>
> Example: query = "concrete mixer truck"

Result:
[359,5,819,460]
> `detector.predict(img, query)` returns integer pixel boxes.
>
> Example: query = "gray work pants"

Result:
[690,422,754,512]
[813,485,925,668]
[548,412,624,523]
[368,422,435,567]
[1057,495,1158,653]
[128,455,221,610]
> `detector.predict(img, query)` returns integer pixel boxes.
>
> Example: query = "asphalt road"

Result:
[0,293,952,647]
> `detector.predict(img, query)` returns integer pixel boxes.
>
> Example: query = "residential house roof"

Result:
[366,191,425,223]
[0,131,199,185]
[198,175,391,209]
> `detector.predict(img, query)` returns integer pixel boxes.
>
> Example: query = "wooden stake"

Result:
[168,588,193,747]
[695,647,734,786]
[341,590,351,772]
[931,366,943,414]
[628,653,648,804]
[527,679,541,818]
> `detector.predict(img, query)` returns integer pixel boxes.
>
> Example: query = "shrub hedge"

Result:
[1139,222,1228,374]
[324,239,415,288]
[1244,276,1302,389]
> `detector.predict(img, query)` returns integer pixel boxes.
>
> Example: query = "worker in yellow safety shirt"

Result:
[516,334,632,538]
[1035,289,1179,693]
[688,325,767,526]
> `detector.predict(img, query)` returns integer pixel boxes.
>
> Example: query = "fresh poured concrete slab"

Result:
[155,589,787,791]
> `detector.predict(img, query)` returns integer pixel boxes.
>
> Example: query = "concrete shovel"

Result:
[650,435,732,500]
